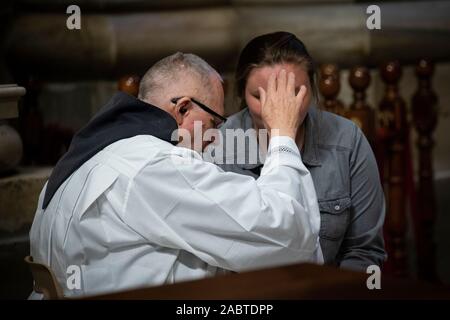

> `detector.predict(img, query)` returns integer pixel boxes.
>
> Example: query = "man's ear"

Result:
[173,98,192,125]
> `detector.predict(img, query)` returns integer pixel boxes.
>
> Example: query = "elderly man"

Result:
[29,52,322,298]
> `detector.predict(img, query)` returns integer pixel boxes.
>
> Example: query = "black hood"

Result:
[42,91,178,209]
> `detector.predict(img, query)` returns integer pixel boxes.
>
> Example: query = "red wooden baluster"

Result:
[412,59,439,282]
[347,66,376,145]
[118,75,140,97]
[319,64,345,116]
[379,61,408,278]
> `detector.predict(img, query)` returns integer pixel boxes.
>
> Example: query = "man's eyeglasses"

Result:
[171,97,227,125]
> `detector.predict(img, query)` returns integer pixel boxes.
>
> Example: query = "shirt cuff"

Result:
[267,136,301,157]
[261,136,302,175]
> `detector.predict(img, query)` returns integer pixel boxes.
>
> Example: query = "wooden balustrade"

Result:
[378,61,409,278]
[412,59,439,282]
[318,64,345,116]
[346,66,376,145]
[317,60,441,280]
[118,75,141,97]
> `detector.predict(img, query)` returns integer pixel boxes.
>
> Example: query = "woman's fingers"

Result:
[267,72,276,96]
[287,72,295,96]
[277,69,287,92]
[268,70,297,96]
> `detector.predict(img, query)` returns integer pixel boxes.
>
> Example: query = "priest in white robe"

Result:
[29,52,322,298]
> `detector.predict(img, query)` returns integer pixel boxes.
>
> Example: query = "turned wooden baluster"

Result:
[379,61,408,278]
[412,59,439,282]
[118,75,140,97]
[319,64,345,116]
[347,66,376,145]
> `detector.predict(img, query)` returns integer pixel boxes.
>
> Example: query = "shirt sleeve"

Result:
[338,126,387,271]
[123,136,323,272]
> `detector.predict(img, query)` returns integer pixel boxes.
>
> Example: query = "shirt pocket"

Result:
[319,196,351,241]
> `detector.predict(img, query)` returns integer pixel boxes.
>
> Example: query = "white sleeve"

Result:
[124,136,323,272]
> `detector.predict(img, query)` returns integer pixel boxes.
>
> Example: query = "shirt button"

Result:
[334,205,341,211]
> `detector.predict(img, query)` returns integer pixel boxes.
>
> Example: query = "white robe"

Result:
[29,134,322,298]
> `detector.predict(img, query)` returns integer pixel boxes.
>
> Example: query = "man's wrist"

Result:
[270,128,297,140]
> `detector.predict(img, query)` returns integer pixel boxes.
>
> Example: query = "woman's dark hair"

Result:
[235,31,317,109]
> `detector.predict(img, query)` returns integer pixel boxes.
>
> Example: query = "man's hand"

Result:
[258,69,308,139]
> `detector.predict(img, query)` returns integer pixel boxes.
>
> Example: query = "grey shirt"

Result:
[206,107,386,271]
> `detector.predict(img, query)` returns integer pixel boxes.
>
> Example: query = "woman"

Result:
[210,31,386,270]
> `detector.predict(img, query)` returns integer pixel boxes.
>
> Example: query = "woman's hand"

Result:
[258,69,308,139]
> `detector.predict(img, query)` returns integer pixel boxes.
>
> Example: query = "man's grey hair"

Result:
[138,52,222,101]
